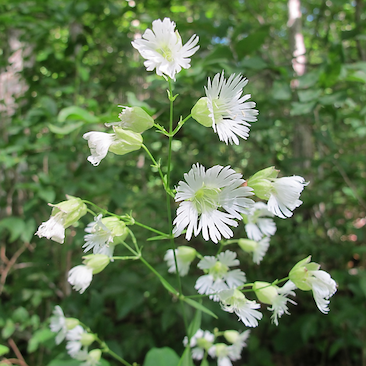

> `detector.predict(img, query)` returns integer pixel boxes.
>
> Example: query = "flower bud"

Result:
[177,246,196,263]
[247,167,279,200]
[102,217,129,242]
[88,349,102,363]
[223,330,240,344]
[191,97,213,127]
[65,318,80,330]
[253,281,278,304]
[289,256,319,291]
[110,127,143,155]
[50,195,87,228]
[80,333,96,347]
[113,106,154,133]
[238,238,257,253]
[83,254,110,274]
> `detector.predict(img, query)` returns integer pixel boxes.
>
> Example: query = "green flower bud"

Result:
[80,333,96,347]
[102,217,129,242]
[109,127,143,155]
[50,195,87,228]
[289,256,319,291]
[196,337,213,351]
[247,167,279,200]
[117,106,154,133]
[238,238,258,253]
[253,281,278,304]
[83,254,110,274]
[65,318,79,330]
[177,246,197,263]
[224,330,240,344]
[191,97,213,127]
[88,349,102,363]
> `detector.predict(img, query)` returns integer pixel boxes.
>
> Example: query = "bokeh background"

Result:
[1,0,365,365]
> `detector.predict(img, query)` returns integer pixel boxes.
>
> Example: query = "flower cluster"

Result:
[50,306,101,366]
[184,328,250,366]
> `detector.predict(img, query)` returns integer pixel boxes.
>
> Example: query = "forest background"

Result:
[0,0,365,365]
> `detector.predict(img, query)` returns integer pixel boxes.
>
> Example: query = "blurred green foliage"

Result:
[1,0,365,365]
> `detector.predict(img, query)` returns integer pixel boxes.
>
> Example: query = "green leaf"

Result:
[188,306,202,339]
[298,89,321,102]
[178,347,194,366]
[143,347,180,366]
[0,345,9,357]
[27,328,54,353]
[183,298,217,319]
[159,276,178,295]
[290,101,316,116]
[271,81,292,101]
[240,56,268,70]
[48,121,84,135]
[57,106,99,124]
[47,360,81,366]
[234,25,270,58]
[0,217,26,243]
[2,319,15,339]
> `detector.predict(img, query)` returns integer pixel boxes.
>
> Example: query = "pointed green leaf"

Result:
[57,106,99,124]
[143,347,179,366]
[183,298,217,319]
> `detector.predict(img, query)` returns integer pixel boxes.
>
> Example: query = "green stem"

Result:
[104,348,133,366]
[166,78,190,338]
[133,221,170,238]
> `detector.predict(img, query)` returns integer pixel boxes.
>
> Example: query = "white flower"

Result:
[289,256,337,314]
[173,164,254,243]
[36,215,65,243]
[223,330,250,360]
[75,349,102,366]
[49,306,67,344]
[208,343,240,366]
[164,246,196,277]
[219,289,262,327]
[254,281,297,326]
[66,325,86,357]
[195,251,246,301]
[202,72,258,145]
[243,202,276,241]
[83,215,114,254]
[83,128,143,166]
[83,131,115,166]
[183,329,214,360]
[238,237,270,264]
[268,281,297,325]
[267,176,308,219]
[35,196,87,244]
[132,18,199,80]
[68,265,93,294]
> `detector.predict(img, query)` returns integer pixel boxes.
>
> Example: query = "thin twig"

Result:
[8,339,29,366]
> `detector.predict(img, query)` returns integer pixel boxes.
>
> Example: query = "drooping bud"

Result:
[246,167,279,200]
[102,217,129,243]
[65,318,80,330]
[177,246,197,263]
[238,238,257,253]
[253,281,278,304]
[223,330,240,344]
[88,349,102,363]
[110,127,143,155]
[289,256,318,291]
[106,106,154,133]
[83,254,110,274]
[80,332,97,347]
[50,195,87,228]
[191,97,213,127]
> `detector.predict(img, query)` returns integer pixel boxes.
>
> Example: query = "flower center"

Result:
[210,261,229,279]
[192,185,221,214]
[159,44,174,62]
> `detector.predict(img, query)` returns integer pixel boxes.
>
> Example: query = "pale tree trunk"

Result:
[288,0,314,171]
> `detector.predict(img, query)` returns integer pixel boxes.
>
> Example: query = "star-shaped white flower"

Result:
[132,18,199,80]
[164,246,196,277]
[66,325,86,357]
[183,329,214,360]
[289,256,337,314]
[218,289,262,327]
[173,164,254,243]
[68,265,93,294]
[243,202,276,241]
[202,72,258,145]
[49,306,67,345]
[267,176,308,219]
[195,251,246,301]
